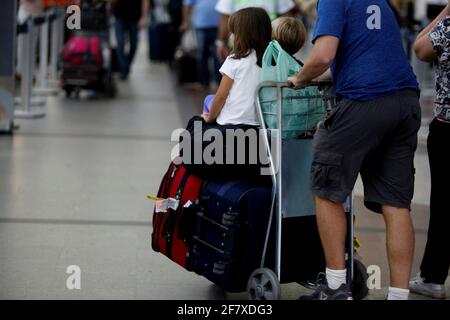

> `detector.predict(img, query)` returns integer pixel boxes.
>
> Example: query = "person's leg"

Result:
[205,28,222,86]
[114,18,128,78]
[420,119,450,285]
[195,28,211,88]
[126,22,140,76]
[382,205,415,289]
[315,197,347,270]
[302,99,383,300]
[361,151,416,295]
[410,120,450,298]
[314,197,349,293]
[361,90,421,300]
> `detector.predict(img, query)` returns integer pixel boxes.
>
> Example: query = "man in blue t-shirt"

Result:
[288,0,421,300]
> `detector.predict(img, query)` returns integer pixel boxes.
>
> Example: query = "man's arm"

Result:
[139,0,150,28]
[288,36,339,88]
[314,69,332,82]
[414,34,438,62]
[414,3,449,62]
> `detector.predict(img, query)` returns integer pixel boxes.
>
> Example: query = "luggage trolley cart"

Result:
[247,81,368,300]
[61,1,117,98]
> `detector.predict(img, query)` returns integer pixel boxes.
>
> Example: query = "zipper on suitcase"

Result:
[163,169,191,259]
[162,181,183,238]
[170,165,178,179]
[153,163,178,252]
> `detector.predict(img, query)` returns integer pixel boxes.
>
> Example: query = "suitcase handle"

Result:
[196,211,229,232]
[192,236,232,259]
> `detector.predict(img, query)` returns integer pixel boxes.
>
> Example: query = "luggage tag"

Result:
[147,195,179,213]
[146,195,164,201]
[354,237,361,250]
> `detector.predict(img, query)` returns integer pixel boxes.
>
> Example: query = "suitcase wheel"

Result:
[247,268,281,300]
[213,262,226,275]
[64,85,74,98]
[351,259,369,300]
[222,212,238,226]
[65,86,80,99]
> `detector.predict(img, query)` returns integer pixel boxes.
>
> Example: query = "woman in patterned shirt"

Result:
[411,2,450,299]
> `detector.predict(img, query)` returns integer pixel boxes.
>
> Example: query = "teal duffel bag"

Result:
[259,41,325,139]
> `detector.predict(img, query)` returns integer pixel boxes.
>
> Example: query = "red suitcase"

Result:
[63,36,103,66]
[151,161,204,269]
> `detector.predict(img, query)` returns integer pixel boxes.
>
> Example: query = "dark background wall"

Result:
[0,0,16,77]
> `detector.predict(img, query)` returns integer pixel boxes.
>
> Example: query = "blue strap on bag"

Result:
[260,41,325,139]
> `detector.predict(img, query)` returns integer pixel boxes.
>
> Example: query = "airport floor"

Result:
[0,44,448,300]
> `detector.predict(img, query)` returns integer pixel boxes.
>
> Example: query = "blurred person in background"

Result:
[410,2,450,299]
[112,0,149,80]
[182,0,221,90]
[295,0,317,54]
[214,0,298,62]
[297,0,317,20]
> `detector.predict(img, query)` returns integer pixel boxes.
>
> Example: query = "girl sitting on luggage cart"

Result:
[182,7,272,181]
[201,7,271,127]
[202,15,308,118]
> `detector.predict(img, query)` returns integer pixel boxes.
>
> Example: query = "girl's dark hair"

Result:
[228,7,272,67]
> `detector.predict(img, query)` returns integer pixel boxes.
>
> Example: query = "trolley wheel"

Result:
[107,80,117,98]
[64,86,74,98]
[73,87,81,99]
[103,73,117,98]
[351,259,369,300]
[247,268,281,300]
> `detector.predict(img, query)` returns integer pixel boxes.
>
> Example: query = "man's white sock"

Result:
[387,287,410,300]
[326,268,347,290]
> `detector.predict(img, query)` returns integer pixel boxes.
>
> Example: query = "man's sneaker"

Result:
[299,273,353,300]
[409,273,446,299]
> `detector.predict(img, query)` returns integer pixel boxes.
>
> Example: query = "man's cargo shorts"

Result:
[311,89,421,213]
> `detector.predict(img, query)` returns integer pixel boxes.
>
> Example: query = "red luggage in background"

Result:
[151,162,204,269]
[61,34,116,98]
[63,36,103,66]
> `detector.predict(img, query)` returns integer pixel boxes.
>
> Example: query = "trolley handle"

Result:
[257,80,333,90]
